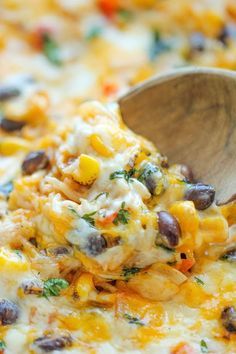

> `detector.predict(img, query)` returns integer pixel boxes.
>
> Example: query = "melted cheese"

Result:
[0,1,236,354]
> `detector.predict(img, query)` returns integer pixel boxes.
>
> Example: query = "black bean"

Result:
[29,237,38,247]
[86,234,107,256]
[47,246,71,257]
[21,279,43,295]
[160,156,169,168]
[157,211,181,248]
[189,32,205,52]
[0,181,13,197]
[22,151,49,175]
[0,86,21,101]
[0,299,19,325]
[218,26,230,46]
[180,165,194,183]
[184,183,215,210]
[0,117,25,132]
[138,162,165,196]
[34,334,72,352]
[220,248,236,262]
[221,306,236,333]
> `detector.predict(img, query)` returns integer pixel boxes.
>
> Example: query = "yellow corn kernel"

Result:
[0,32,5,50]
[179,281,209,308]
[131,65,154,85]
[196,10,223,37]
[90,134,113,157]
[75,273,94,302]
[169,201,199,249]
[72,154,100,185]
[199,216,228,243]
[60,312,110,342]
[133,0,156,8]
[89,291,116,306]
[220,202,236,226]
[134,151,148,167]
[0,247,29,272]
[0,137,30,155]
[227,1,236,20]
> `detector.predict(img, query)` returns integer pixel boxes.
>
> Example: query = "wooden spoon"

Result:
[118,67,236,203]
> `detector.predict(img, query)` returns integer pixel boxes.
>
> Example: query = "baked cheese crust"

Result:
[0,1,236,353]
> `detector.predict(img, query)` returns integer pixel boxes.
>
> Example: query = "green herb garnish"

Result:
[93,192,109,201]
[14,250,23,258]
[200,339,208,353]
[42,33,62,66]
[158,244,175,253]
[86,26,102,40]
[81,211,97,226]
[137,163,159,183]
[220,249,236,262]
[42,278,69,299]
[118,9,133,21]
[122,266,140,280]
[0,340,6,350]
[149,30,170,60]
[194,276,205,285]
[113,202,130,225]
[0,181,13,197]
[110,169,136,183]
[124,313,144,326]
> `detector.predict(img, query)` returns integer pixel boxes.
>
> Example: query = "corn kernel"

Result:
[169,201,199,249]
[220,202,236,226]
[131,65,154,85]
[75,273,94,302]
[133,0,156,8]
[90,134,113,157]
[200,216,228,243]
[72,154,100,185]
[0,247,29,272]
[0,137,30,155]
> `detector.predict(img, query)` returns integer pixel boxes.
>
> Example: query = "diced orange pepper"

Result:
[98,212,118,226]
[98,0,119,18]
[29,26,52,50]
[171,342,196,354]
[176,258,196,274]
[102,82,118,97]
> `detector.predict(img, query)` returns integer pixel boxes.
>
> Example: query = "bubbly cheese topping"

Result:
[0,1,236,354]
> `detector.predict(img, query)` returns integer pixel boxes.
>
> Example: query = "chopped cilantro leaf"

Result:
[137,163,159,183]
[118,9,133,21]
[14,250,22,258]
[110,169,136,183]
[68,206,79,216]
[220,249,236,262]
[124,313,144,326]
[42,33,62,66]
[81,211,97,226]
[93,192,109,201]
[42,278,69,299]
[113,202,130,225]
[200,339,208,353]
[86,26,102,40]
[149,29,171,60]
[0,340,6,349]
[194,276,205,285]
[158,244,175,253]
[0,181,13,197]
[167,260,177,266]
[122,266,140,280]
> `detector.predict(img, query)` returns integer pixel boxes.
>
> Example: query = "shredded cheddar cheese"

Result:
[0,1,235,354]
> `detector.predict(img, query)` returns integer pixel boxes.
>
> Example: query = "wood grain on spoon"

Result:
[118,67,236,204]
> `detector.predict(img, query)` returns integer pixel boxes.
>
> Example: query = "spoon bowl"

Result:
[119,67,236,203]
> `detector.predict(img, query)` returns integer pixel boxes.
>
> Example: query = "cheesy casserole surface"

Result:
[0,1,236,353]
